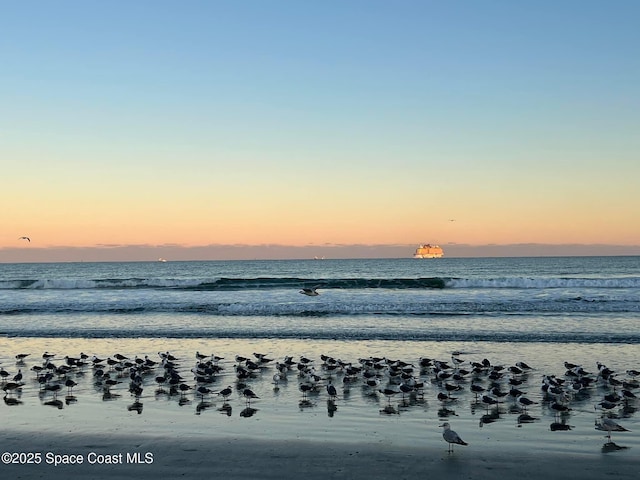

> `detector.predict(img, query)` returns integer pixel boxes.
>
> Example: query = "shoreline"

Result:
[1,431,638,480]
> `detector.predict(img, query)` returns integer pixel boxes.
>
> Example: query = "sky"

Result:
[2,1,639,261]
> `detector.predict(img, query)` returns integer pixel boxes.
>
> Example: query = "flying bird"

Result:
[19,236,31,242]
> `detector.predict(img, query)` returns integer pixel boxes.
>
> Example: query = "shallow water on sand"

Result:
[1,337,638,459]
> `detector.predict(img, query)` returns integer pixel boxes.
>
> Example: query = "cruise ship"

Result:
[413,244,444,259]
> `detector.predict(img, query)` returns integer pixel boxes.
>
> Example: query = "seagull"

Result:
[2,382,23,394]
[195,351,209,361]
[440,422,468,453]
[65,378,78,394]
[178,383,192,396]
[550,401,571,416]
[595,418,630,442]
[379,388,400,405]
[300,287,319,296]
[516,394,538,412]
[299,382,314,399]
[326,381,338,400]
[218,386,233,402]
[470,383,486,399]
[196,386,214,398]
[18,236,30,242]
[242,388,259,405]
[515,361,532,370]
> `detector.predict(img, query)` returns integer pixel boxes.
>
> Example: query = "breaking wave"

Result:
[2,276,639,291]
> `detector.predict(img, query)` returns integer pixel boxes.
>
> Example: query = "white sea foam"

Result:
[447,277,640,289]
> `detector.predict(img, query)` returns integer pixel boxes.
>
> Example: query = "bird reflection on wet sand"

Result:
[299,399,315,409]
[327,399,338,417]
[379,405,398,415]
[601,441,629,452]
[3,395,23,406]
[240,406,257,417]
[218,403,232,416]
[102,392,120,401]
[550,422,573,431]
[517,413,538,426]
[44,399,63,409]
[127,401,143,414]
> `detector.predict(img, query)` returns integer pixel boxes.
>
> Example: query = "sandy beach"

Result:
[1,431,638,480]
[1,337,638,479]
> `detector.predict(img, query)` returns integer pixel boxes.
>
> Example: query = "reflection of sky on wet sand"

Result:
[1,337,638,456]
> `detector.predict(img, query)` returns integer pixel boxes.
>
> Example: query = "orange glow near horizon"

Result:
[4,167,640,251]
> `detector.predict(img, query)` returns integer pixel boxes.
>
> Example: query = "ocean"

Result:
[1,256,639,343]
[1,256,639,452]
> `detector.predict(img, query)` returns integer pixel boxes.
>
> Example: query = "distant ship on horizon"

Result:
[413,244,444,259]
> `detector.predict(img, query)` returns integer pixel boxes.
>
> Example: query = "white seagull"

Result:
[299,287,319,296]
[440,422,468,453]
[595,417,630,442]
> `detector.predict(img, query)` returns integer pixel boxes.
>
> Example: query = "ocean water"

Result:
[1,256,639,343]
[1,257,639,453]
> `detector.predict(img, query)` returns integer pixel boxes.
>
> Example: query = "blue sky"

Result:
[2,1,639,261]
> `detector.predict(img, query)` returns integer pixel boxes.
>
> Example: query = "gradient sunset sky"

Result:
[2,1,639,261]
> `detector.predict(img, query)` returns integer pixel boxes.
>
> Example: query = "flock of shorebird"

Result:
[1,350,638,451]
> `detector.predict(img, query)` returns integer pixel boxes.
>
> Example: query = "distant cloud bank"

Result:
[1,243,639,263]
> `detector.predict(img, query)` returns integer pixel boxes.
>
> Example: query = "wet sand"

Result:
[1,337,638,479]
[1,431,638,480]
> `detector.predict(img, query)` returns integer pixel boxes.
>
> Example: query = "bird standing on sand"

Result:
[516,394,538,412]
[300,287,320,296]
[595,417,630,442]
[65,378,78,394]
[243,388,259,405]
[196,386,214,398]
[326,381,338,400]
[3,382,23,394]
[440,422,468,453]
[218,386,233,402]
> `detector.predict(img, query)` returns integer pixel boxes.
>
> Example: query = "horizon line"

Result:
[1,242,639,263]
